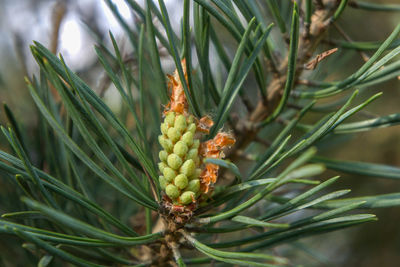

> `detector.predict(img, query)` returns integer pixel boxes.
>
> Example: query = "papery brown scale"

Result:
[198,132,235,194]
[165,60,188,115]
[197,116,214,133]
[214,132,236,148]
[200,164,218,193]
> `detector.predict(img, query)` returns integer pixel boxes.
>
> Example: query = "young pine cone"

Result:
[158,59,235,216]
[158,111,201,205]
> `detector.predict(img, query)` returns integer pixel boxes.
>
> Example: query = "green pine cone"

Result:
[158,111,201,205]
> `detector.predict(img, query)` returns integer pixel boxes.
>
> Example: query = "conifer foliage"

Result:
[0,0,400,266]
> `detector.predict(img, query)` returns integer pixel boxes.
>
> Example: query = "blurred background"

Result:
[0,0,399,266]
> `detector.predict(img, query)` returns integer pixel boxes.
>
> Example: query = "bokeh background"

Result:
[0,0,399,266]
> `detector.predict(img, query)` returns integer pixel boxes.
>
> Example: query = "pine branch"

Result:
[228,0,341,161]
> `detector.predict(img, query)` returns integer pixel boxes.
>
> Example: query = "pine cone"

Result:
[158,111,201,205]
[158,59,235,215]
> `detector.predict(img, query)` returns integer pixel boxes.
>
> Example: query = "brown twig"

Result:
[332,22,370,62]
[313,0,325,9]
[50,2,67,54]
[48,1,67,106]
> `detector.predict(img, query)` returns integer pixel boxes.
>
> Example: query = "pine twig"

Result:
[332,22,370,62]
[50,1,67,54]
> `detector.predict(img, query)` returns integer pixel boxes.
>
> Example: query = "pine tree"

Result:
[1,0,400,266]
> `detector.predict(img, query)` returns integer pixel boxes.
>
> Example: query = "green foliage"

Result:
[0,0,399,266]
